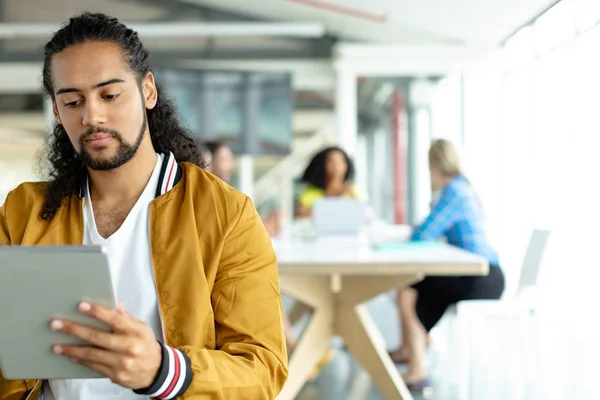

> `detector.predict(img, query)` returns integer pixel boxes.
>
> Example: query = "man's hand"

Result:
[50,302,162,390]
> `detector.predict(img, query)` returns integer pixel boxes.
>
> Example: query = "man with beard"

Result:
[0,13,287,400]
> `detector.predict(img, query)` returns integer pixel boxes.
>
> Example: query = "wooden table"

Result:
[273,236,488,400]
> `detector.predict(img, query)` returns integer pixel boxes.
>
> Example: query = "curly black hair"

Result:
[300,146,355,190]
[39,12,207,220]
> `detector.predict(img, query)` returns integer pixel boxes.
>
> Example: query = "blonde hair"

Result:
[428,139,462,178]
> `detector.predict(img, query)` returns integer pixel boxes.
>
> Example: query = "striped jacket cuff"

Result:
[133,342,193,399]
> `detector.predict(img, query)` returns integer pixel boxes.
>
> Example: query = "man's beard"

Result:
[77,113,147,171]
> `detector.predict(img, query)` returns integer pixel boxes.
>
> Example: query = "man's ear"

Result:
[142,72,158,110]
[52,101,62,125]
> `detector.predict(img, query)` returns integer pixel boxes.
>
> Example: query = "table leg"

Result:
[277,275,335,400]
[336,275,422,400]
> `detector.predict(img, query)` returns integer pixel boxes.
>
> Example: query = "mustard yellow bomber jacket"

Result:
[0,154,288,400]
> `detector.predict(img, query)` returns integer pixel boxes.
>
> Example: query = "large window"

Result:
[575,0,600,32]
[431,0,600,317]
[440,0,600,400]
[438,0,600,291]
[436,2,600,396]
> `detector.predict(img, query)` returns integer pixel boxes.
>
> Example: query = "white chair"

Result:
[434,229,551,400]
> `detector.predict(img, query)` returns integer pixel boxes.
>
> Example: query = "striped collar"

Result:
[78,152,182,199]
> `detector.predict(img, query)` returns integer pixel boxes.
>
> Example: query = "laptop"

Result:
[312,198,367,236]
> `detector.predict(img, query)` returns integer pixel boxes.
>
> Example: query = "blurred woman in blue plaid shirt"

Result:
[389,139,505,389]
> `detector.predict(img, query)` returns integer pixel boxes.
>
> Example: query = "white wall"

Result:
[0,155,40,205]
[0,115,45,205]
[0,64,42,94]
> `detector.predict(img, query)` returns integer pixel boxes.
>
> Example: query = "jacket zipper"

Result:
[153,267,167,343]
[149,206,167,344]
[25,379,41,400]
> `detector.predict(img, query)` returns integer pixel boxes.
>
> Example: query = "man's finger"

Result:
[54,344,119,367]
[77,359,137,389]
[50,319,128,352]
[78,302,135,333]
[74,359,118,383]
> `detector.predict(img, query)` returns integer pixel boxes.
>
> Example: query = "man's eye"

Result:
[64,100,81,108]
[104,94,120,100]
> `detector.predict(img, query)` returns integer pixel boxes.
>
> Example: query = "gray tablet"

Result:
[0,245,117,380]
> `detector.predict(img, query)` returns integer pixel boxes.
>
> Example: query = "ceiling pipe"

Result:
[288,0,387,23]
[0,22,326,39]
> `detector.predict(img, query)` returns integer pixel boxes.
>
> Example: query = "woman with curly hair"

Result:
[296,146,358,218]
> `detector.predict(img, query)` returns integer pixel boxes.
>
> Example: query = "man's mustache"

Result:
[80,127,122,141]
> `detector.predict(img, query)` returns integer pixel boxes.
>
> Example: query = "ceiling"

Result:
[0,0,334,62]
[0,0,560,63]
[177,0,560,46]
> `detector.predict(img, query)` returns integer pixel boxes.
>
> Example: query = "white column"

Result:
[238,154,254,200]
[411,108,432,223]
[409,79,436,224]
[334,67,358,156]
[355,134,368,206]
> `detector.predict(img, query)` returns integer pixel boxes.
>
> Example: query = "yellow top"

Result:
[0,159,288,400]
[298,186,360,208]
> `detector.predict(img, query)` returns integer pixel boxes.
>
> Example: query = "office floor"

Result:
[284,292,594,400]
[283,291,597,400]
[284,293,538,400]
[294,340,437,400]
[287,294,448,400]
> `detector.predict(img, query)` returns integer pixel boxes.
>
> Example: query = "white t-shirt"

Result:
[45,154,164,400]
